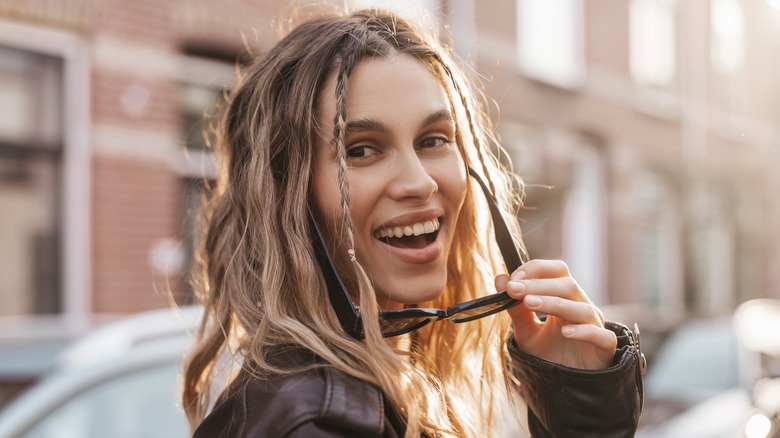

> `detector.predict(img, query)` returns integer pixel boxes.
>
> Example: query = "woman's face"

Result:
[312,54,467,310]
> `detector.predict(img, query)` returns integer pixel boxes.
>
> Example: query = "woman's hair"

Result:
[182,6,524,437]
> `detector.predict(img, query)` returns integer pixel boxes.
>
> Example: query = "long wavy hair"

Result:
[182,7,525,437]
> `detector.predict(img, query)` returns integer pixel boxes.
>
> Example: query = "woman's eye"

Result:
[419,136,451,149]
[346,145,376,159]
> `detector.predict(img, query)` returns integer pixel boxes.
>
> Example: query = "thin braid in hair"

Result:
[328,34,395,345]
[434,56,497,195]
[333,48,361,263]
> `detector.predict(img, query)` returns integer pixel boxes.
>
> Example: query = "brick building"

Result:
[459,0,780,326]
[1,0,779,340]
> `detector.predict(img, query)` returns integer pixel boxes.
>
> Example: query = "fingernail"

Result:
[514,270,527,280]
[562,325,575,336]
[524,295,541,307]
[508,280,525,294]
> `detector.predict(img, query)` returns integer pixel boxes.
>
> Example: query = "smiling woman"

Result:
[182,6,644,438]
[312,53,467,309]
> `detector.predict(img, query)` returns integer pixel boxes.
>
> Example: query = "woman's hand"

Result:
[495,259,617,370]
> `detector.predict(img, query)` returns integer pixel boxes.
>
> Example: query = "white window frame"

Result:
[689,186,735,314]
[710,0,747,127]
[710,0,745,76]
[516,0,586,89]
[173,54,235,180]
[629,0,680,118]
[636,171,684,313]
[561,135,607,306]
[0,19,91,316]
[629,0,677,88]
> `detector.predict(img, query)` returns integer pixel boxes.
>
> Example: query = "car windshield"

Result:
[20,363,187,438]
[645,319,741,404]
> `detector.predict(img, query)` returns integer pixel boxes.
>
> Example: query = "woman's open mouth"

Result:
[374,218,440,249]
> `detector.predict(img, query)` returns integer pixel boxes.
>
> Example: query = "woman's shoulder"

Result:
[193,352,397,437]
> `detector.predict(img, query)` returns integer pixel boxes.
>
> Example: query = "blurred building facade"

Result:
[458,0,780,327]
[0,0,779,338]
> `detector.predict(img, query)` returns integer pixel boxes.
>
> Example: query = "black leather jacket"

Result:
[194,322,644,437]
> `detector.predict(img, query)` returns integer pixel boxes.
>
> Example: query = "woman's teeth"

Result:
[375,219,440,239]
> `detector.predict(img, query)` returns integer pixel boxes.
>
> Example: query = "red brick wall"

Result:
[91,70,179,132]
[85,0,277,314]
[91,157,182,313]
[97,0,172,46]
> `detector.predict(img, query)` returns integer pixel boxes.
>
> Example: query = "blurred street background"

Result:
[1,0,780,436]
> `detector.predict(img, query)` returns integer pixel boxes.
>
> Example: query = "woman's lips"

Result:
[371,209,444,263]
[375,220,442,264]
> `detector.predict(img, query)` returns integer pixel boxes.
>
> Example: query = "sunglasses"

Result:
[308,167,525,338]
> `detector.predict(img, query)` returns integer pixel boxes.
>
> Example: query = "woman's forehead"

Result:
[316,54,454,132]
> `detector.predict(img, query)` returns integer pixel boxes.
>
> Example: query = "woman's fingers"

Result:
[561,324,617,352]
[512,259,570,280]
[497,273,541,330]
[507,260,591,303]
[503,259,616,369]
[522,294,605,326]
[494,273,510,292]
[507,276,588,304]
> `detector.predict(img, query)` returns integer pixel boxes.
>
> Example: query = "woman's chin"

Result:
[377,287,445,310]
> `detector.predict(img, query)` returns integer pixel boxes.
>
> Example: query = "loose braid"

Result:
[436,57,497,195]
[333,67,358,263]
[332,31,367,266]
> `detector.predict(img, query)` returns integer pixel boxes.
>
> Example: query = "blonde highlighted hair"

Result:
[182,7,525,437]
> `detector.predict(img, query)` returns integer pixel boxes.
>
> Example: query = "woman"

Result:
[183,7,644,437]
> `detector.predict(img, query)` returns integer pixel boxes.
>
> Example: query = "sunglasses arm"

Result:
[466,167,525,272]
[307,204,366,338]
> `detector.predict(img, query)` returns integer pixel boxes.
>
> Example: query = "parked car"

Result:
[636,317,755,438]
[638,299,780,438]
[0,314,108,409]
[0,306,202,438]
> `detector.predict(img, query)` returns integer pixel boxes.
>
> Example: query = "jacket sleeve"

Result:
[507,321,645,438]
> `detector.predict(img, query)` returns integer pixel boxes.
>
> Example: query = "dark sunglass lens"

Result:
[379,316,433,337]
[450,297,520,323]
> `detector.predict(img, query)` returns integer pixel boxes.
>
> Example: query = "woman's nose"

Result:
[387,153,438,202]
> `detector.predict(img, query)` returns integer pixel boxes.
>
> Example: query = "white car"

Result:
[0,306,201,438]
[636,317,755,438]
[638,299,780,438]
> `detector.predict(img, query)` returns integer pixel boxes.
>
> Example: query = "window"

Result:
[710,0,745,117]
[561,136,606,305]
[517,0,585,89]
[629,0,677,88]
[688,186,735,314]
[629,0,679,115]
[499,123,550,266]
[175,55,234,301]
[0,21,90,321]
[636,171,683,312]
[711,0,744,76]
[0,46,63,316]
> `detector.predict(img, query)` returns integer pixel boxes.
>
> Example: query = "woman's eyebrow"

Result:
[344,119,389,136]
[342,108,453,137]
[419,108,454,129]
